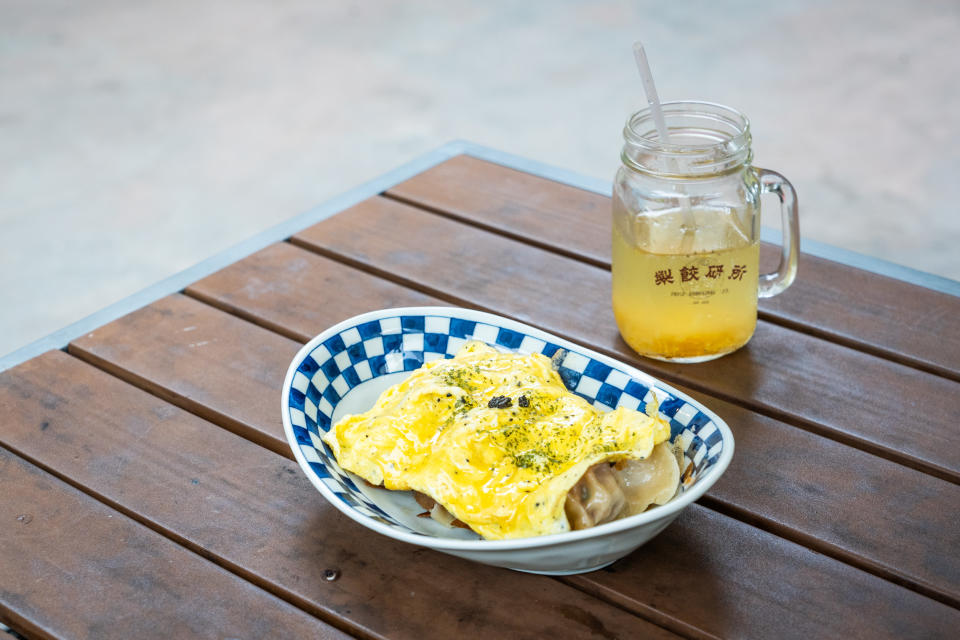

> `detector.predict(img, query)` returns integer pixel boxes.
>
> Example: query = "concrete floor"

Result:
[2,0,959,357]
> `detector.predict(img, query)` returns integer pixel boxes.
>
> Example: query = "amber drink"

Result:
[612,102,798,362]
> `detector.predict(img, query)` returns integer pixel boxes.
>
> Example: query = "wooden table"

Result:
[2,143,959,639]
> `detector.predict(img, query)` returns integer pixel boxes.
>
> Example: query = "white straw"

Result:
[632,41,696,252]
[632,42,671,144]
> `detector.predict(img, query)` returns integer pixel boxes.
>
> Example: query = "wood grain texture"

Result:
[166,242,960,605]
[678,386,960,606]
[291,196,960,482]
[758,251,960,381]
[386,155,960,379]
[0,352,678,640]
[565,505,960,640]
[0,447,348,640]
[387,154,611,265]
[70,293,301,456]
[186,242,446,343]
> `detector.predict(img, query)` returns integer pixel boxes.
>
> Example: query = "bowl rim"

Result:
[281,306,734,551]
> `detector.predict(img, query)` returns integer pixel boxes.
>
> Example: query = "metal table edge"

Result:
[0,142,468,372]
[2,139,957,373]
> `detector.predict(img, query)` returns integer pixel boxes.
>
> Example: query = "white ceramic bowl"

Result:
[281,307,734,574]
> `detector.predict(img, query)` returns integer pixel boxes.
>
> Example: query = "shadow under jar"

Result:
[612,101,799,363]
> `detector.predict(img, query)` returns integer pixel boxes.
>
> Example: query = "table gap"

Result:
[66,341,292,459]
[185,288,311,345]
[748,315,960,383]
[383,192,610,268]
[695,494,957,609]
[0,617,32,640]
[554,579,721,640]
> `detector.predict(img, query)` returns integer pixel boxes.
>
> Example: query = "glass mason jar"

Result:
[612,101,799,363]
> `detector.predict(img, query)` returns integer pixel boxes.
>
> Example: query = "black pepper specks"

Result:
[488,395,513,409]
[518,395,529,408]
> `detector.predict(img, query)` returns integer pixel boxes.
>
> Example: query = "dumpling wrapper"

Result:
[614,441,681,515]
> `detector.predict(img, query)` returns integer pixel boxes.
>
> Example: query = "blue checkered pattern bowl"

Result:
[282,307,734,574]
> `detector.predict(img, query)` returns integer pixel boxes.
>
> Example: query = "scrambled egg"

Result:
[323,341,671,540]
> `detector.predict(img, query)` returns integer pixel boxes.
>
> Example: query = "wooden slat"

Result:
[386,155,960,380]
[186,242,446,343]
[0,352,679,640]
[567,505,959,640]
[388,154,612,266]
[759,252,960,380]
[682,389,960,606]
[71,293,302,456]
[0,447,348,640]
[133,248,960,605]
[290,196,960,483]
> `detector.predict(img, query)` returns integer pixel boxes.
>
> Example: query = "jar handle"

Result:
[755,167,800,298]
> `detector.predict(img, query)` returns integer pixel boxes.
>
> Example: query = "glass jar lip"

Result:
[623,100,751,153]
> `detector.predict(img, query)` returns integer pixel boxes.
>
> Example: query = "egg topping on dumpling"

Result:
[323,341,672,540]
